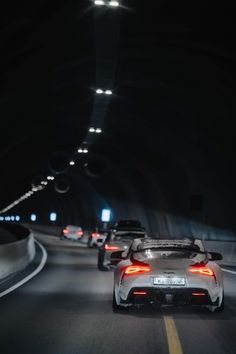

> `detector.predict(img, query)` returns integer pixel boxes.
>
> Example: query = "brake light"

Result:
[76,231,83,236]
[104,244,120,251]
[124,265,151,276]
[63,229,69,234]
[192,292,206,296]
[133,291,147,295]
[92,232,100,238]
[189,267,214,276]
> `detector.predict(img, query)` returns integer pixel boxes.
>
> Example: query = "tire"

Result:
[207,292,224,313]
[215,292,224,312]
[97,254,108,271]
[112,290,124,312]
[87,237,93,248]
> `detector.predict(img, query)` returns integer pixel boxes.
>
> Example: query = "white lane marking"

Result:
[222,268,236,275]
[0,240,47,298]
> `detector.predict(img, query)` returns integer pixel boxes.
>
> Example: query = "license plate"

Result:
[153,277,185,286]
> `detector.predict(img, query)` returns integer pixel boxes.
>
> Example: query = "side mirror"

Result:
[110,250,126,265]
[208,252,223,261]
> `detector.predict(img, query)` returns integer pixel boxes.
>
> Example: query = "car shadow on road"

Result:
[112,302,236,320]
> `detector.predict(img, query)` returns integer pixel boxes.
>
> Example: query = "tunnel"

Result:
[0,1,236,354]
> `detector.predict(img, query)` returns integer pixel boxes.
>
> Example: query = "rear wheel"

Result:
[207,292,224,313]
[215,292,224,312]
[87,237,93,248]
[97,254,108,271]
[112,290,125,312]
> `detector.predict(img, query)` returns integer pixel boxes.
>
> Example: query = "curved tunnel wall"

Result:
[19,138,236,243]
[0,224,35,281]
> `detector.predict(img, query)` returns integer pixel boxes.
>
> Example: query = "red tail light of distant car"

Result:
[104,244,120,251]
[92,232,100,238]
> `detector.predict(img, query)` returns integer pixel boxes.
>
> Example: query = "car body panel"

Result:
[98,229,147,269]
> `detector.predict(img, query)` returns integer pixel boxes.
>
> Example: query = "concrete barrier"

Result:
[24,223,62,236]
[0,228,35,281]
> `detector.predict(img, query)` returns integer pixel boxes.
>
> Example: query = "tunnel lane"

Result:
[0,232,236,354]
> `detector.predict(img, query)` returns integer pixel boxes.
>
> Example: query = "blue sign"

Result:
[101,209,111,222]
[50,212,57,222]
[31,214,37,222]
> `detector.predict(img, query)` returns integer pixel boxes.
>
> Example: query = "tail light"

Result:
[124,264,151,276]
[192,292,206,296]
[76,231,83,236]
[133,291,147,295]
[63,229,69,234]
[189,266,214,276]
[92,232,100,238]
[104,244,120,251]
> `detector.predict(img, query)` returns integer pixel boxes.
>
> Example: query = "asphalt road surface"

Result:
[1,233,236,354]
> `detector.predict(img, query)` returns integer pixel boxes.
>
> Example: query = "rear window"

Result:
[114,232,145,241]
[133,249,206,263]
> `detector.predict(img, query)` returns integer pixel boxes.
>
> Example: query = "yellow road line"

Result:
[164,316,183,354]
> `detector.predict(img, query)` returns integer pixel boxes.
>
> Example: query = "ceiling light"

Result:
[89,127,96,132]
[78,148,83,153]
[105,89,112,95]
[83,148,88,153]
[109,1,119,6]
[94,0,105,5]
[96,88,104,94]
[69,160,75,166]
[95,128,102,133]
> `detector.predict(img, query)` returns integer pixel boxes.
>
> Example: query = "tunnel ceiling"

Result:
[0,1,235,222]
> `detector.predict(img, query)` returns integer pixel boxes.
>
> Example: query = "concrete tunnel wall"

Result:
[0,225,36,281]
[15,130,236,244]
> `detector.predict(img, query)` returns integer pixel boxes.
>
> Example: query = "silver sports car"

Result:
[97,228,147,270]
[112,238,224,312]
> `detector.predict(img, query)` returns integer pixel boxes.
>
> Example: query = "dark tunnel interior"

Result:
[0,1,235,239]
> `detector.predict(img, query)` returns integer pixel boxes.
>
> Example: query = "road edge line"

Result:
[222,268,236,275]
[0,240,47,298]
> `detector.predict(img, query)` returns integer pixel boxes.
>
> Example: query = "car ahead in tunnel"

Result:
[114,220,142,229]
[87,228,109,248]
[112,238,224,312]
[60,225,83,241]
[97,228,147,271]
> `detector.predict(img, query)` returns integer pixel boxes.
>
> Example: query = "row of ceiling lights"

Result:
[0,3,118,215]
[0,175,56,214]
[0,216,20,221]
[72,88,113,161]
[0,87,113,214]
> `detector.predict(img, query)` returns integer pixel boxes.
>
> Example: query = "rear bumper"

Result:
[121,287,218,307]
[62,234,82,240]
